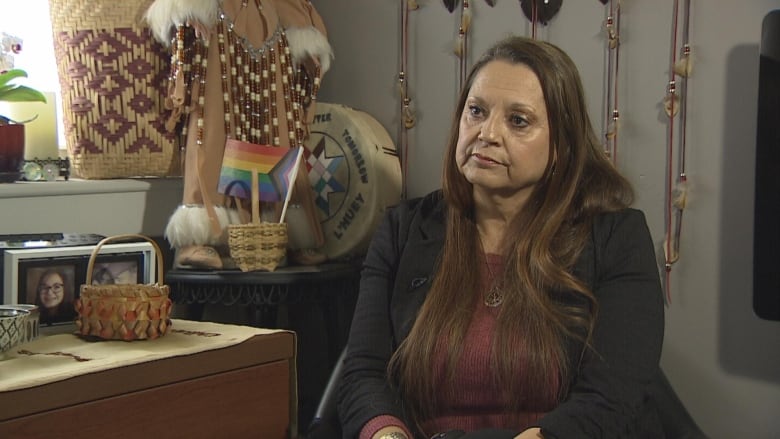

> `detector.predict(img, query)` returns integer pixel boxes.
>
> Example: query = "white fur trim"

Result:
[164,204,242,248]
[285,27,334,75]
[144,0,219,44]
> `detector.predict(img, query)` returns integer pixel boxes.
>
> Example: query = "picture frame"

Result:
[2,242,156,326]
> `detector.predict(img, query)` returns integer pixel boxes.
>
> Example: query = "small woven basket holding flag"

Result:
[220,140,303,272]
[228,219,288,272]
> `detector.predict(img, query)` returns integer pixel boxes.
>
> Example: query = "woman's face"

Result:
[455,60,551,206]
[38,273,65,309]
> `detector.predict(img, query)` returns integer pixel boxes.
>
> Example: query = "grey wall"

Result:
[314,1,780,437]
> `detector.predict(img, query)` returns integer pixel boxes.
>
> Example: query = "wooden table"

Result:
[0,320,297,439]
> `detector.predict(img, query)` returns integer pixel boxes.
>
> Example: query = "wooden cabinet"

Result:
[0,322,297,438]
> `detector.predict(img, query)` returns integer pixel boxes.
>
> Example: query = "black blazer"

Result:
[338,191,665,439]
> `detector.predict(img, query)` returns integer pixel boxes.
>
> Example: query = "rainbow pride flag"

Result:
[218,140,301,202]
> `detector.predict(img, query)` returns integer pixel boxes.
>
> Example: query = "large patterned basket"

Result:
[48,0,180,179]
[75,234,172,341]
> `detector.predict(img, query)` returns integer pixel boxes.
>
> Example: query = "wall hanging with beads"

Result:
[395,0,608,203]
[661,0,694,303]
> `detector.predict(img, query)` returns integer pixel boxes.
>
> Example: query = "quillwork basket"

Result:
[48,0,180,179]
[75,234,172,341]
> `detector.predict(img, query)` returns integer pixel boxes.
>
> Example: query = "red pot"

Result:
[0,124,24,182]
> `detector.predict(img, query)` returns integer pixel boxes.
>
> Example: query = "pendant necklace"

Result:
[478,235,503,308]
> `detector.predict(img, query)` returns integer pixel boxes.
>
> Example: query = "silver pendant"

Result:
[484,285,503,307]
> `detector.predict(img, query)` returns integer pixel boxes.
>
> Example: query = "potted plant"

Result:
[1,32,48,182]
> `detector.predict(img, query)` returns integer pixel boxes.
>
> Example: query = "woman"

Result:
[338,36,664,439]
[35,268,76,324]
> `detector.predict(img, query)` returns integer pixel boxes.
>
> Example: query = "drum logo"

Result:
[305,125,369,242]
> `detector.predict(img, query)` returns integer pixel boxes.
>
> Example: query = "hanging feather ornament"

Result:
[662,0,694,303]
[673,43,694,77]
[606,13,619,49]
[605,110,620,140]
[663,233,680,265]
[399,0,419,199]
[520,0,563,25]
[454,1,471,58]
[455,0,472,91]
[462,1,473,32]
[663,84,680,117]
[602,0,622,163]
[673,176,688,211]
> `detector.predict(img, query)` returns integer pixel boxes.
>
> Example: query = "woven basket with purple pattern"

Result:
[48,0,180,179]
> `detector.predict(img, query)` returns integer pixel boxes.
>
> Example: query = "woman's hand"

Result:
[372,426,410,439]
[515,427,543,439]
[429,428,542,439]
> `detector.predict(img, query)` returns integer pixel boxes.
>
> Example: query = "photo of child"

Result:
[26,265,77,325]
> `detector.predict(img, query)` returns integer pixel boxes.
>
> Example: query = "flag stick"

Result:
[279,147,304,223]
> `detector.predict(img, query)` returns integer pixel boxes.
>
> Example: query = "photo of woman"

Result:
[26,266,77,325]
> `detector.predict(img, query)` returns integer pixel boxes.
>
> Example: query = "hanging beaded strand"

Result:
[672,0,693,267]
[454,0,471,91]
[194,37,210,147]
[664,0,693,303]
[303,63,322,140]
[603,0,622,163]
[277,33,301,147]
[172,25,188,150]
[225,19,246,142]
[398,0,418,200]
[267,44,281,146]
[294,64,307,145]
[217,18,235,140]
[662,0,681,303]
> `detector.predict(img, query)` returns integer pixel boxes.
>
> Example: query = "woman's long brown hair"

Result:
[388,36,634,432]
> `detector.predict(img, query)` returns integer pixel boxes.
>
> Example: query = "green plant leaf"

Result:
[0,69,47,104]
[0,69,30,88]
[0,85,47,103]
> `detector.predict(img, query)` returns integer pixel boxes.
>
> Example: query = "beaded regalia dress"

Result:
[145,0,332,268]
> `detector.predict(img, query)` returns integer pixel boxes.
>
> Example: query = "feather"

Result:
[663,234,679,265]
[673,180,688,210]
[674,54,694,78]
[608,32,619,49]
[606,119,619,140]
[663,92,680,117]
[404,107,416,129]
[444,0,459,13]
[454,35,464,58]
[461,7,473,33]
